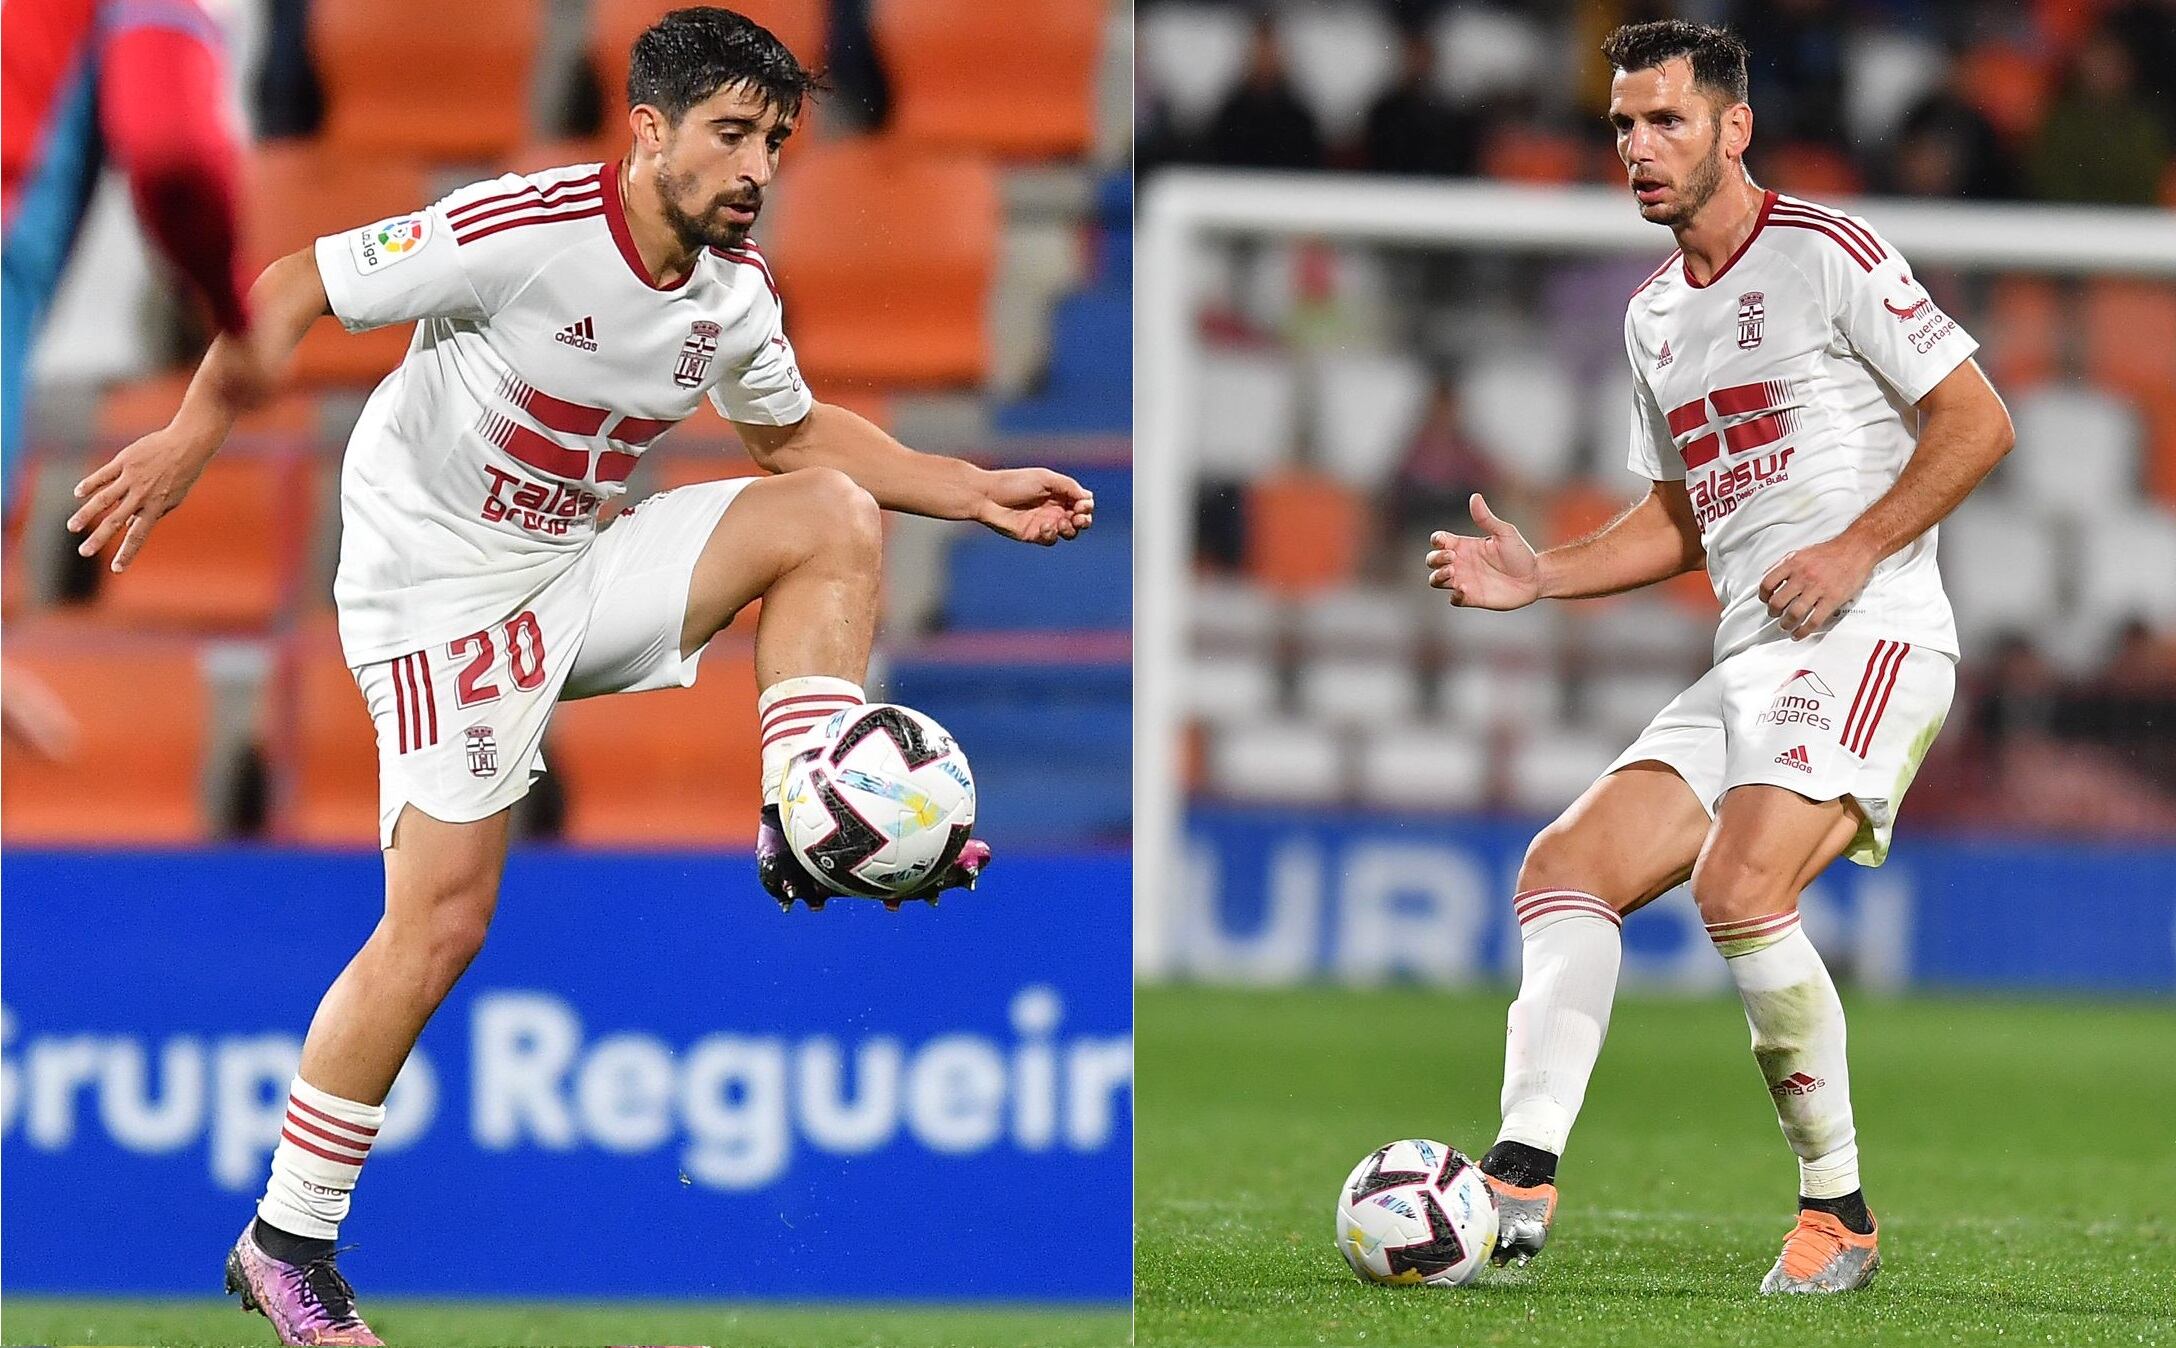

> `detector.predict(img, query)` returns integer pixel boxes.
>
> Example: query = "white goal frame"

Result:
[1135,169,2176,977]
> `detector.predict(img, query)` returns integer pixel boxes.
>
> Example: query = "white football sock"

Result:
[1497,889,1623,1158]
[757,677,865,806]
[256,1077,385,1241]
[1708,911,1861,1199]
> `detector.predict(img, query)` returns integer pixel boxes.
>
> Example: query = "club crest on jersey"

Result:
[1736,291,1766,349]
[465,725,499,778]
[349,214,430,274]
[674,320,722,388]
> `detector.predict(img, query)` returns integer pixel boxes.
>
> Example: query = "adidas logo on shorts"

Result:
[1774,744,1813,773]
[555,316,599,351]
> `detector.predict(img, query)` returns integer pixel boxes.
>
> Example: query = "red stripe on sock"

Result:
[280,1128,369,1167]
[760,693,863,715]
[284,1112,374,1158]
[289,1096,380,1139]
[1516,899,1622,929]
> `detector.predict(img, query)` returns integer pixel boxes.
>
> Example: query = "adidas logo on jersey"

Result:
[555,316,599,352]
[1655,339,1673,368]
[1774,744,1813,773]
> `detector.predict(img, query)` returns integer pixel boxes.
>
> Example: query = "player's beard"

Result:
[1649,129,1727,226]
[655,158,760,252]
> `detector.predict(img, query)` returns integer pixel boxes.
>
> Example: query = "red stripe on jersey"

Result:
[1851,642,1909,756]
[393,656,411,754]
[289,1096,381,1138]
[446,173,598,226]
[610,414,677,445]
[1631,250,1681,298]
[1708,381,1774,416]
[602,160,693,292]
[1768,211,1876,270]
[510,379,609,436]
[1667,397,1721,470]
[1777,197,1884,261]
[713,247,779,299]
[454,204,604,247]
[499,420,591,481]
[280,1128,369,1167]
[595,450,638,483]
[417,650,438,746]
[448,184,600,234]
[1840,640,1898,753]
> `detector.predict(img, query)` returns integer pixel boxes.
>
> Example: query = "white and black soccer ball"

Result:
[1335,1139,1500,1287]
[778,704,977,899]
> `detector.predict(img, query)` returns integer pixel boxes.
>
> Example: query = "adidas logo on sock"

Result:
[1771,1071,1825,1096]
[1774,744,1812,772]
[555,316,599,351]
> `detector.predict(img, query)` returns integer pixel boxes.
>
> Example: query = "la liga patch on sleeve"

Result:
[349,214,431,274]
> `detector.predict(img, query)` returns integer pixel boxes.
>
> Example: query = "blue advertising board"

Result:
[2,848,1132,1300]
[1176,808,2176,993]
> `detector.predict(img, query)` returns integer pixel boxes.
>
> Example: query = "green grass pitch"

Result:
[0,1300,1131,1347]
[1137,984,2176,1347]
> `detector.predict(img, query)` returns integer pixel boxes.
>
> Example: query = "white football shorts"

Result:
[351,478,754,847]
[1605,630,1956,866]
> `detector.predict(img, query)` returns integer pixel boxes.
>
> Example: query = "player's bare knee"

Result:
[1689,848,1796,923]
[1516,817,1607,898]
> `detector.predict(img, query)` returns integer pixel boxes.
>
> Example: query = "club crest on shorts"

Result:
[673,320,722,388]
[1736,291,1766,349]
[465,725,499,777]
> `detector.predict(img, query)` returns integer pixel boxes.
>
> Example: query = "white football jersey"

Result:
[313,161,812,665]
[1624,190,1978,662]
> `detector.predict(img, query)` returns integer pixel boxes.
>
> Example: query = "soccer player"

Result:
[3,0,268,754]
[65,10,1094,1344]
[1426,21,2013,1294]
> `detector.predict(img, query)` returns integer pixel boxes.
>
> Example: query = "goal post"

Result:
[1135,168,2176,978]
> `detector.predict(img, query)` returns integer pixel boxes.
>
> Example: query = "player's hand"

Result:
[976,467,1094,546]
[1760,533,1878,639]
[65,425,216,572]
[1425,493,1543,610]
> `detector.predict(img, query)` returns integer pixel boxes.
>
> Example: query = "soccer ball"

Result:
[778,704,976,900]
[1335,1139,1499,1287]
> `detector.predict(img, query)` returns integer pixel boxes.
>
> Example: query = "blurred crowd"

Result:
[1141,0,2176,206]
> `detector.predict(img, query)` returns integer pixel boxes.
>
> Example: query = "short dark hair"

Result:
[1601,20,1750,107]
[627,7,821,124]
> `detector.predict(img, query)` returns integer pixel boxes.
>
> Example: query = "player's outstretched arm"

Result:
[735,402,1095,545]
[1759,359,2013,638]
[1426,485,1702,609]
[67,248,332,571]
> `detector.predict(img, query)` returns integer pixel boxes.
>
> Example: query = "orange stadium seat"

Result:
[276,625,381,845]
[870,0,1103,160]
[765,137,998,387]
[90,454,322,631]
[1761,143,1864,198]
[1245,471,1364,595]
[589,0,828,159]
[1980,276,2062,391]
[1956,42,2050,144]
[96,371,322,444]
[2138,385,2176,509]
[2081,279,2176,401]
[1,636,213,843]
[1478,125,1583,185]
[245,146,429,388]
[548,642,764,846]
[310,0,540,162]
